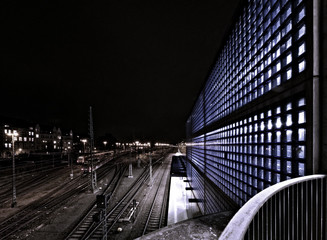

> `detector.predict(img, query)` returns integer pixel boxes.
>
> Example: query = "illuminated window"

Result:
[298,25,306,39]
[298,42,305,56]
[299,60,306,72]
[287,68,292,80]
[286,53,292,64]
[298,111,306,124]
[298,128,306,141]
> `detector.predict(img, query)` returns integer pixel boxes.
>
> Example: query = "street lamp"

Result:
[103,141,107,150]
[81,139,87,154]
[6,130,18,208]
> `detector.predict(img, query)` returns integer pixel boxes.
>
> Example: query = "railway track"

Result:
[69,155,169,240]
[128,155,170,239]
[0,175,87,240]
[69,163,151,240]
[65,163,127,240]
[0,166,68,206]
[141,163,168,235]
[0,155,120,240]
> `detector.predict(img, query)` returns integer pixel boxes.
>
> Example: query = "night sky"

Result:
[1,1,240,143]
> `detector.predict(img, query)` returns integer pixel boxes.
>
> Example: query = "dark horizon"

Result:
[0,1,240,143]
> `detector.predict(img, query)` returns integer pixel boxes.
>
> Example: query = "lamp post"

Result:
[103,141,107,150]
[81,139,87,154]
[6,130,18,208]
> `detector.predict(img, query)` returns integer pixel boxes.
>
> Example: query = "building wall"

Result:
[322,0,327,173]
[1,125,35,157]
[1,123,73,157]
[186,0,321,210]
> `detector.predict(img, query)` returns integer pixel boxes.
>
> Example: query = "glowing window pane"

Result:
[275,145,281,157]
[275,159,281,171]
[298,163,305,176]
[259,146,264,155]
[274,173,281,183]
[276,131,281,142]
[299,60,306,72]
[276,117,282,128]
[267,120,273,129]
[286,114,292,126]
[287,161,292,173]
[286,37,292,49]
[276,61,281,72]
[276,75,281,85]
[266,146,272,156]
[276,107,281,114]
[260,122,265,131]
[267,132,272,142]
[254,123,258,132]
[286,53,292,64]
[298,25,306,39]
[298,128,306,141]
[286,130,292,142]
[266,171,272,181]
[298,42,305,56]
[298,111,306,124]
[297,8,305,22]
[287,68,292,80]
[286,145,292,158]
[297,145,305,158]
[286,103,292,110]
[298,98,305,106]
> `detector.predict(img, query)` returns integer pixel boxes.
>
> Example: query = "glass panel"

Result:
[286,114,292,126]
[298,128,306,141]
[299,60,306,72]
[286,130,292,142]
[298,111,306,124]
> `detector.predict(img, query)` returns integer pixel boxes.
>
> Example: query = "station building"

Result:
[186,0,327,214]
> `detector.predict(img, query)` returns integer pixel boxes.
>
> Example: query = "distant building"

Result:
[1,124,35,157]
[1,121,73,157]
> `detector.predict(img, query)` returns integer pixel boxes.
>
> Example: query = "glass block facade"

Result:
[186,0,311,210]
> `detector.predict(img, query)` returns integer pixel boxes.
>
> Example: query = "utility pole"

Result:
[7,131,18,207]
[149,152,153,186]
[89,106,97,192]
[128,148,133,178]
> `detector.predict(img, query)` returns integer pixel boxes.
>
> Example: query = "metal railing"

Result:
[219,174,327,240]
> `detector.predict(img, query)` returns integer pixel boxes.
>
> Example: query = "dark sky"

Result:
[0,0,240,143]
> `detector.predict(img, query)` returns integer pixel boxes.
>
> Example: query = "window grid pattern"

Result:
[189,97,306,206]
[186,154,238,214]
[190,0,307,135]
